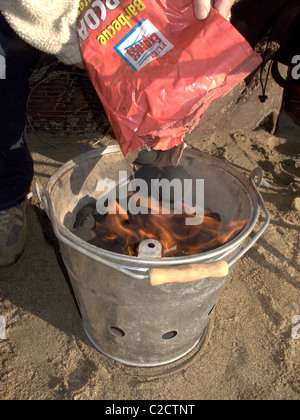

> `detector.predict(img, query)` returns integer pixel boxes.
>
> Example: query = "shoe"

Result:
[0,201,27,267]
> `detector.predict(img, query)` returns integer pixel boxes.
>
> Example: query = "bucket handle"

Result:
[224,168,270,267]
[37,167,270,285]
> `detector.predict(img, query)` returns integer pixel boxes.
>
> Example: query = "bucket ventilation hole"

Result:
[162,331,177,340]
[110,326,125,337]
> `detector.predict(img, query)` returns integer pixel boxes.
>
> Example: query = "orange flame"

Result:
[91,200,248,257]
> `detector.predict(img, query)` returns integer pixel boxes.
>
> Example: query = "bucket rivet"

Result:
[138,239,162,258]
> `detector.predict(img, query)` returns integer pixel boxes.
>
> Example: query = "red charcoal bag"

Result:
[77,0,262,158]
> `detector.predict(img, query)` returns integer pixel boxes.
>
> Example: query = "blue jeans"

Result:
[0,13,40,211]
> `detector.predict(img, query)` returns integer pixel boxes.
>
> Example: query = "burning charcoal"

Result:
[94,212,107,224]
[106,241,125,255]
[73,205,95,230]
[187,228,221,254]
[73,225,97,242]
[127,210,138,225]
[187,211,222,254]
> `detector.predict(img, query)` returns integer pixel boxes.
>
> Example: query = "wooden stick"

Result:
[149,260,229,286]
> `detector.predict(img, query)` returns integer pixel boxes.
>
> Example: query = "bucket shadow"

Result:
[248,234,300,291]
[32,205,75,298]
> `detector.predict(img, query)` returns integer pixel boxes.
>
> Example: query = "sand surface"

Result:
[0,111,299,400]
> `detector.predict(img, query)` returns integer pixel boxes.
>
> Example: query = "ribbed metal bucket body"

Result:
[43,146,267,366]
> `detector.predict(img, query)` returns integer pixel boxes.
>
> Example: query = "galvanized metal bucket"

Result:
[38,145,269,367]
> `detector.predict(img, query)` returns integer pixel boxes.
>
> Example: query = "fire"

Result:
[91,199,248,257]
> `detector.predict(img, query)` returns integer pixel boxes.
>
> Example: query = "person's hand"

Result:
[193,0,235,20]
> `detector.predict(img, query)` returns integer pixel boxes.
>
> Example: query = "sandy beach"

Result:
[0,107,299,400]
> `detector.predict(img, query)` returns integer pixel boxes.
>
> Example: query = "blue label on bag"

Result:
[114,19,174,71]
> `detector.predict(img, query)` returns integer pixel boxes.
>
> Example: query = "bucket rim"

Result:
[45,145,260,267]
